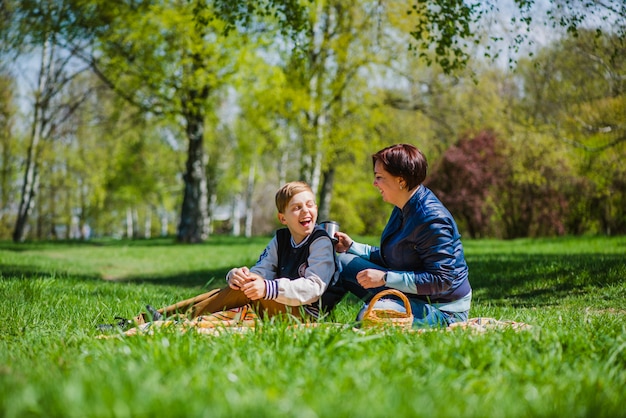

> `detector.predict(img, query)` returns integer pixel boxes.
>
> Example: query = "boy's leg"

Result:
[320,283,349,313]
[192,288,308,320]
[133,289,222,324]
[190,287,251,317]
[159,289,222,316]
[133,287,309,323]
[251,300,308,320]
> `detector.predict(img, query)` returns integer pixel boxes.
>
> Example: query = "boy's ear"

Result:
[277,213,287,225]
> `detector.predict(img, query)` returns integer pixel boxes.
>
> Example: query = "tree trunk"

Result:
[144,208,151,239]
[132,207,139,238]
[231,195,241,236]
[318,167,335,223]
[278,148,288,187]
[177,47,211,244]
[310,114,325,195]
[13,38,51,243]
[206,154,219,236]
[126,207,133,238]
[0,95,14,228]
[159,207,169,237]
[177,109,209,243]
[311,149,322,196]
[244,162,256,238]
[13,159,39,242]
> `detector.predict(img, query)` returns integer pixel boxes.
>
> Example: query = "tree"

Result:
[206,1,626,75]
[277,0,390,221]
[426,130,508,238]
[2,0,100,242]
[0,72,18,238]
[513,29,626,235]
[4,0,625,241]
[63,0,250,243]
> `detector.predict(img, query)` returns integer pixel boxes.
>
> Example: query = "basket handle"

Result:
[364,289,413,318]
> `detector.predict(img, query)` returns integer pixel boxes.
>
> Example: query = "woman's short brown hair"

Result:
[275,181,313,213]
[372,144,428,191]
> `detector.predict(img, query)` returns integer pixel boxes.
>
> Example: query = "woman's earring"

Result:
[400,185,403,190]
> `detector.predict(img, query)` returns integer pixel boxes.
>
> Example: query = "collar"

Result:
[400,184,424,216]
[291,232,312,248]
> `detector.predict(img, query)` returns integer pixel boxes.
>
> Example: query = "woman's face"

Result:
[373,160,403,206]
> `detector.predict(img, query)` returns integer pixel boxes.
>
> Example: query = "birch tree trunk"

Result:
[13,37,51,242]
[144,209,151,239]
[231,195,242,236]
[126,207,133,239]
[159,207,169,237]
[309,113,325,195]
[244,162,256,238]
[318,166,335,223]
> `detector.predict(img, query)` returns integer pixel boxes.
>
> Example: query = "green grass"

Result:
[1,236,625,418]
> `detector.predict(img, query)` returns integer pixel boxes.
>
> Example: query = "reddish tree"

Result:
[425,130,507,238]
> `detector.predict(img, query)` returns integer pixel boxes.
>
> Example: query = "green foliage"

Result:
[1,236,625,417]
[0,72,19,238]
[426,130,508,238]
[85,0,236,115]
[2,0,626,241]
[206,0,310,38]
[499,133,574,238]
[407,0,482,73]
[511,29,626,236]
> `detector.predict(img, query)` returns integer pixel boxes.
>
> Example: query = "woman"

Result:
[329,144,471,327]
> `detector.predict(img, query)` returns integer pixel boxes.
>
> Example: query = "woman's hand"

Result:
[334,231,354,253]
[356,269,386,289]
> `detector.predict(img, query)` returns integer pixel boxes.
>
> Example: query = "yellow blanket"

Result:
[97,305,531,339]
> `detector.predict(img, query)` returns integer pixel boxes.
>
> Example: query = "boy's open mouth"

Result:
[300,219,313,227]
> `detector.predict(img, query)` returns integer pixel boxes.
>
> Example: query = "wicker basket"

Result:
[361,289,414,329]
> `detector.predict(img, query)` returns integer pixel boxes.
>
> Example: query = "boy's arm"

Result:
[248,238,279,281]
[255,236,336,306]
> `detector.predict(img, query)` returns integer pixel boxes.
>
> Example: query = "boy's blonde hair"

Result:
[275,181,313,213]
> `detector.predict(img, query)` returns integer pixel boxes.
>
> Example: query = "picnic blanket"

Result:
[118,305,258,337]
[97,305,532,339]
[447,317,533,332]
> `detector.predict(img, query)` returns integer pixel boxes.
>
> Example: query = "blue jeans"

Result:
[337,253,468,328]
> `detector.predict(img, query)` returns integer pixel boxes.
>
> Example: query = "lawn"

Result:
[1,235,625,418]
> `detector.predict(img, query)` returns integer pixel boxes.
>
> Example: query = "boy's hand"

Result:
[242,276,266,300]
[228,267,254,290]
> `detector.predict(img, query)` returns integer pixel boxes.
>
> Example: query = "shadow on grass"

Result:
[2,263,238,287]
[1,263,233,292]
[112,267,233,289]
[0,236,272,251]
[0,265,101,280]
[468,252,625,307]
[0,236,268,289]
[124,251,625,304]
[3,238,624,309]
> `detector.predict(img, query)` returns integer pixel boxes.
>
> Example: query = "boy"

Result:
[129,181,339,324]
